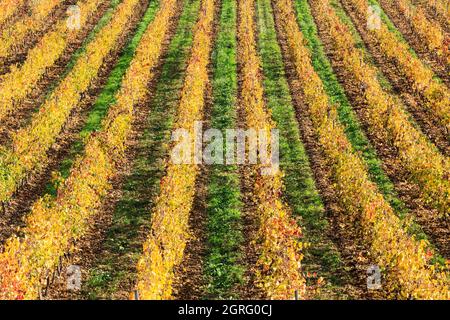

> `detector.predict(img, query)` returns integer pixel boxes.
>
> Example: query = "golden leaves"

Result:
[240,0,305,300]
[0,0,171,299]
[136,0,214,300]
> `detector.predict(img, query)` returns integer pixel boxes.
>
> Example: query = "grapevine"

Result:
[135,0,215,300]
[0,0,178,300]
[237,0,306,300]
[0,0,63,58]
[0,0,141,208]
[0,0,27,27]
[383,0,447,55]
[273,0,449,299]
[0,0,106,124]
[346,0,450,134]
[313,0,450,215]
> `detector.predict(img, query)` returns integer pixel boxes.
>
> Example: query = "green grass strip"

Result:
[257,0,324,225]
[83,0,202,299]
[256,0,355,299]
[45,0,160,195]
[203,0,244,300]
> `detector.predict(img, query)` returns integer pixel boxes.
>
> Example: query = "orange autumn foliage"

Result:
[348,0,450,135]
[0,0,27,27]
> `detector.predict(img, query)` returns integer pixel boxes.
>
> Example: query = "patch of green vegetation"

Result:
[256,0,351,299]
[45,0,160,195]
[203,0,244,300]
[82,0,202,299]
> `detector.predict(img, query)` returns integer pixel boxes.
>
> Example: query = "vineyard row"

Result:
[0,0,177,300]
[274,0,449,299]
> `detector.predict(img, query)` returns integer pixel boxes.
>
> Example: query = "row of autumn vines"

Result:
[312,0,449,215]
[274,0,449,299]
[414,0,450,29]
[0,0,178,300]
[0,0,27,27]
[237,0,305,300]
[345,0,450,134]
[0,0,63,58]
[0,0,141,208]
[135,0,214,300]
[380,0,448,58]
[0,0,106,124]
